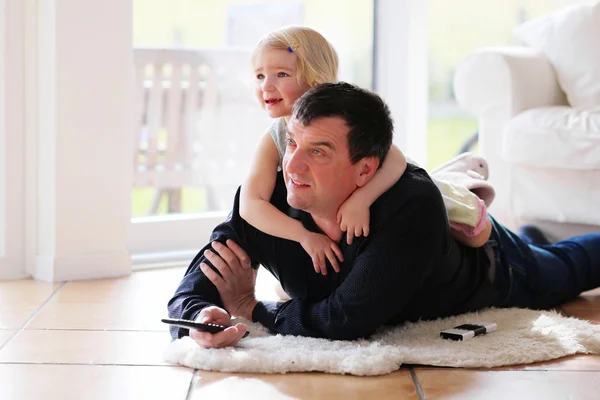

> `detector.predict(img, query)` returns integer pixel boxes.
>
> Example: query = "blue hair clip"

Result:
[287,42,299,53]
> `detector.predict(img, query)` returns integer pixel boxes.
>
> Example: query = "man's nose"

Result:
[285,149,308,174]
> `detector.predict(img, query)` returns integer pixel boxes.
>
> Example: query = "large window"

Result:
[132,0,374,217]
[129,0,374,259]
[426,0,596,170]
[130,0,591,261]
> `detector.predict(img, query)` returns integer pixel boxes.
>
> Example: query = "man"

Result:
[168,82,600,349]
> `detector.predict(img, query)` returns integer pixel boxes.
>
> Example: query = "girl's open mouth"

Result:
[265,98,283,106]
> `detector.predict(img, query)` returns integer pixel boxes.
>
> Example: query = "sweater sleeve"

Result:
[166,189,265,339]
[251,192,448,340]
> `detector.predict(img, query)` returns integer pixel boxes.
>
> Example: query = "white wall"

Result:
[0,0,26,279]
[24,0,134,281]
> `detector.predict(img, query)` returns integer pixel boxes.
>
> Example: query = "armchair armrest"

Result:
[453,46,567,118]
[452,47,568,230]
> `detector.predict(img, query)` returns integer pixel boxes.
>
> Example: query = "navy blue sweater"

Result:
[167,164,497,340]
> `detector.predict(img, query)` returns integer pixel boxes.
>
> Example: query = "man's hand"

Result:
[200,239,258,320]
[190,306,248,348]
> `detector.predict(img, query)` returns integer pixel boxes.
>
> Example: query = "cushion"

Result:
[510,166,600,226]
[502,106,600,169]
[514,2,600,108]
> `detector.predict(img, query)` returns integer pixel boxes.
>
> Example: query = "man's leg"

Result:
[517,225,551,246]
[518,234,600,308]
[489,216,600,310]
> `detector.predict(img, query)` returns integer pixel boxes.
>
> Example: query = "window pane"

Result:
[132,0,374,216]
[427,0,595,170]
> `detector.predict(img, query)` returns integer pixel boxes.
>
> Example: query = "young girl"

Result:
[240,26,408,275]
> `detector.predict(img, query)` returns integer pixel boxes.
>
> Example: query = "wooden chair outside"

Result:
[133,47,269,215]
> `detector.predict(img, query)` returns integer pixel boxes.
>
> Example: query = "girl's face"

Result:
[253,46,311,119]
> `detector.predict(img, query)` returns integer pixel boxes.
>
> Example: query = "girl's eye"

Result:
[285,138,296,146]
[277,72,289,78]
[256,74,265,79]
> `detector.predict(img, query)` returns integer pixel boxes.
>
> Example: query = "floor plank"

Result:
[190,369,418,400]
[0,364,193,400]
[414,369,600,400]
[0,330,172,365]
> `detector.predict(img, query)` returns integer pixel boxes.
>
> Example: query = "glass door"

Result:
[128,0,374,264]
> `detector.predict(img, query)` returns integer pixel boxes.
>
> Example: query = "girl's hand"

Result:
[337,197,370,245]
[300,232,343,275]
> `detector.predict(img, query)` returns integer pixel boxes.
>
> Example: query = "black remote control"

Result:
[161,318,250,338]
[440,322,496,341]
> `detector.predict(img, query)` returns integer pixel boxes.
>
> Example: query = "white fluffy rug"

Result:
[164,308,600,376]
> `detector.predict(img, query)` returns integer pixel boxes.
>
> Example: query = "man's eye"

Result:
[277,72,289,78]
[312,149,322,155]
[256,74,265,79]
[285,138,296,146]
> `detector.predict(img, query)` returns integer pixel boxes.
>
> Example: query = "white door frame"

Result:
[0,0,27,280]
[374,0,429,167]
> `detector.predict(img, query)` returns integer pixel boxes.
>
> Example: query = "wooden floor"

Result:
[0,266,598,400]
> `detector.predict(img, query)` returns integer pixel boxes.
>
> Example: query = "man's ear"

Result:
[356,157,380,187]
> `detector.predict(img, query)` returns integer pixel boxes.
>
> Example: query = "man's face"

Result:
[283,116,360,216]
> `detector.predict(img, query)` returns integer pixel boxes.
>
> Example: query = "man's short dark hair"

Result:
[291,82,394,165]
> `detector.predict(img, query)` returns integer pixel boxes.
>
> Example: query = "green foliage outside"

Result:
[131,187,207,217]
[427,116,479,170]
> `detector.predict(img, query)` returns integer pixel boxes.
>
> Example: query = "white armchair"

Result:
[453,47,600,241]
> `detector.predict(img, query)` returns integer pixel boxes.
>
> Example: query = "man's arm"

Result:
[167,190,265,339]
[252,194,448,340]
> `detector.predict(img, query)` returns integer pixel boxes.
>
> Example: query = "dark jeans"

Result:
[486,215,600,310]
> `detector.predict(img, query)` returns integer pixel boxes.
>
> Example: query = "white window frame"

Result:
[128,211,229,269]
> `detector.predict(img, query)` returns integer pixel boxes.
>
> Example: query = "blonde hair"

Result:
[251,26,339,87]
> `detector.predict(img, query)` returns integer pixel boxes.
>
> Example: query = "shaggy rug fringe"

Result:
[164,308,600,376]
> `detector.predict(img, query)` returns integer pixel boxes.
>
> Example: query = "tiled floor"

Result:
[0,267,598,400]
